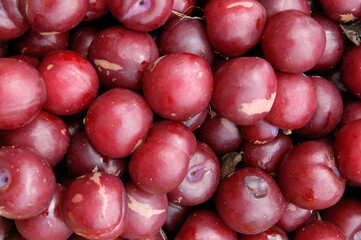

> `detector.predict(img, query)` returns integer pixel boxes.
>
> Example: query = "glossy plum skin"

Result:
[311,14,346,72]
[319,0,361,22]
[276,200,312,232]
[278,141,346,210]
[84,0,109,21]
[264,72,317,130]
[238,225,288,240]
[204,0,266,57]
[129,120,197,193]
[158,18,214,66]
[0,110,70,167]
[321,197,361,239]
[121,181,168,239]
[0,58,46,129]
[262,10,326,73]
[196,110,242,155]
[15,184,73,240]
[175,209,238,240]
[211,57,277,126]
[293,220,346,240]
[258,0,310,18]
[21,0,89,33]
[107,0,173,32]
[61,172,127,240]
[66,131,127,178]
[216,167,285,234]
[294,76,343,138]
[39,50,99,116]
[10,30,70,60]
[88,25,159,91]
[0,0,29,42]
[85,88,153,158]
[0,146,56,220]
[341,45,361,100]
[240,132,293,174]
[167,141,220,206]
[334,119,361,184]
[143,53,213,122]
[240,120,278,144]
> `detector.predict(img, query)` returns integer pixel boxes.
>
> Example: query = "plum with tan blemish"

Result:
[15,184,73,240]
[121,181,168,239]
[0,146,56,220]
[0,110,70,167]
[65,131,127,178]
[85,88,153,158]
[204,0,266,57]
[129,120,197,193]
[216,167,285,234]
[278,141,346,210]
[39,50,99,116]
[167,141,220,206]
[196,110,242,155]
[211,57,277,126]
[88,25,159,91]
[319,0,361,22]
[143,53,213,122]
[264,72,317,130]
[61,172,127,240]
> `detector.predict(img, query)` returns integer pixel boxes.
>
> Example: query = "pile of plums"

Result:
[1,0,361,239]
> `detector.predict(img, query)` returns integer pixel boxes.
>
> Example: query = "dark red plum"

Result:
[204,0,266,57]
[85,88,153,158]
[0,110,70,167]
[211,57,277,126]
[0,58,46,129]
[143,53,213,122]
[61,172,127,240]
[15,184,73,240]
[0,146,56,220]
[88,25,159,91]
[167,141,220,206]
[216,167,285,234]
[175,209,238,240]
[39,50,99,116]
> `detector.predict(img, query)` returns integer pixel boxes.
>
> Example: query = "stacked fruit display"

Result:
[1,0,361,239]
